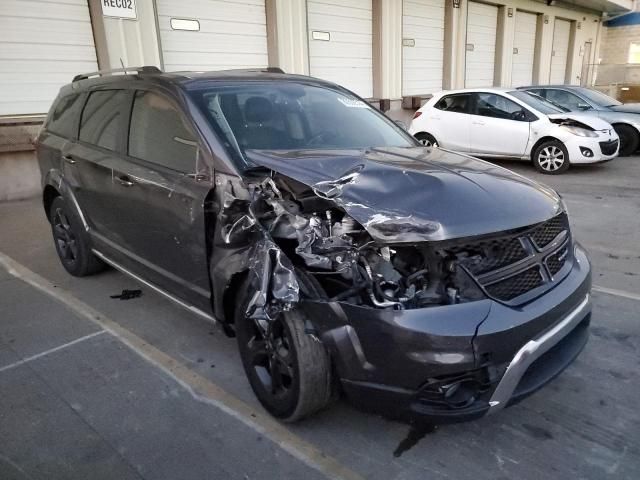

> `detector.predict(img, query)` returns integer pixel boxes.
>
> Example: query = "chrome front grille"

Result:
[452,213,571,304]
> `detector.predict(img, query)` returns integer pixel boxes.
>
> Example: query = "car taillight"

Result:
[413,111,422,119]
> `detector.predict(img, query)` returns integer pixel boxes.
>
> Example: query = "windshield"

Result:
[509,90,566,114]
[577,88,622,107]
[188,82,414,167]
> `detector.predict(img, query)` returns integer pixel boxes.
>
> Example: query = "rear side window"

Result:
[128,91,198,173]
[80,90,127,151]
[434,94,470,113]
[47,94,84,138]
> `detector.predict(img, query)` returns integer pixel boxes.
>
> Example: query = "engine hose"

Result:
[360,257,403,309]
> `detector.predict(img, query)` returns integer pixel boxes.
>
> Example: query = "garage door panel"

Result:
[157,0,268,72]
[511,11,537,86]
[1,0,91,21]
[549,19,571,84]
[0,0,97,115]
[308,14,372,34]
[465,1,498,88]
[0,43,96,61]
[0,18,95,46]
[157,0,265,22]
[308,0,373,98]
[308,2,371,20]
[160,31,268,54]
[402,0,445,96]
[308,42,372,60]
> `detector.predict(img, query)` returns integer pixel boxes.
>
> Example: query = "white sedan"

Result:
[408,88,619,174]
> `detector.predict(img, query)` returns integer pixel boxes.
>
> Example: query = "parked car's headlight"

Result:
[562,125,598,137]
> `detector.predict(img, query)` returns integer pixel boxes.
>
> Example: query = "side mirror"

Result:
[394,120,408,130]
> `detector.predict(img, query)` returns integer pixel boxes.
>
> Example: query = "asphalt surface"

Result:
[1,155,639,479]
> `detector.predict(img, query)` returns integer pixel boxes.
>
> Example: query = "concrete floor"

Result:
[1,156,639,479]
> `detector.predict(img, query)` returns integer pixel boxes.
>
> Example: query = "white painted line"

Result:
[0,330,106,374]
[593,285,640,302]
[0,252,363,480]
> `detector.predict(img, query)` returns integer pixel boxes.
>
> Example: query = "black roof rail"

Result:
[266,67,285,74]
[72,66,162,82]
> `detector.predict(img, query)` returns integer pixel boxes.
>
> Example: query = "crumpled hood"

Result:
[610,103,640,114]
[246,147,562,243]
[548,112,613,131]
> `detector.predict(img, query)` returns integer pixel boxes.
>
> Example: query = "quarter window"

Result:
[79,90,127,151]
[475,93,526,120]
[48,94,84,139]
[434,94,471,113]
[128,91,198,173]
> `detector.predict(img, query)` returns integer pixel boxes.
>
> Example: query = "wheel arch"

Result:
[530,136,563,161]
[43,184,61,220]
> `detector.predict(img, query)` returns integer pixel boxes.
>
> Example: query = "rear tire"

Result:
[532,140,570,174]
[235,278,333,422]
[415,132,438,148]
[613,124,639,157]
[49,196,104,276]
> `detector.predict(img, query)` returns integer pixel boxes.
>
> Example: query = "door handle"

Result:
[62,155,76,164]
[115,175,136,187]
[472,120,485,125]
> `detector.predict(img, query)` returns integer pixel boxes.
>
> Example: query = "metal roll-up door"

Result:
[156,0,268,72]
[0,0,98,116]
[511,11,537,87]
[308,0,373,98]
[402,0,445,96]
[549,19,571,84]
[465,2,498,88]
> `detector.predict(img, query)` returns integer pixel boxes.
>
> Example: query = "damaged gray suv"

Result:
[37,67,592,424]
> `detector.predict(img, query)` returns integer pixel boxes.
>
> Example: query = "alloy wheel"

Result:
[538,146,565,172]
[52,208,78,265]
[246,316,295,397]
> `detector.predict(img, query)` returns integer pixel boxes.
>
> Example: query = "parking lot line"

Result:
[0,330,106,374]
[0,251,364,480]
[593,285,640,302]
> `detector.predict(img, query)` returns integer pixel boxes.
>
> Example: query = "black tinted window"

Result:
[80,90,127,151]
[48,94,84,138]
[128,91,198,173]
[434,94,470,113]
[475,93,526,120]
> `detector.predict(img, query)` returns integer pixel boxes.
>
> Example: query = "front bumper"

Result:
[565,135,619,163]
[302,243,592,424]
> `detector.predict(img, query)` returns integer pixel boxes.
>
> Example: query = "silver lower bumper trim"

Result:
[487,293,591,414]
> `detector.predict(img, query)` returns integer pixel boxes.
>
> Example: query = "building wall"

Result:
[600,24,640,65]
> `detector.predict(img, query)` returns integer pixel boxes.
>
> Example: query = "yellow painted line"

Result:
[0,252,363,480]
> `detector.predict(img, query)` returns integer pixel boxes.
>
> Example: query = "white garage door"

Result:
[402,0,445,96]
[156,0,268,72]
[549,19,571,84]
[465,2,498,88]
[308,0,373,98]
[511,11,537,87]
[0,0,98,116]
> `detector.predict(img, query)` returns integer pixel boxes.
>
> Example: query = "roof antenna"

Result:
[120,58,126,71]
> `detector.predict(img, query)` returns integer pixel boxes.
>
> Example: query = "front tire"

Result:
[49,196,105,276]
[235,279,333,422]
[613,124,639,156]
[415,132,438,148]
[532,140,570,174]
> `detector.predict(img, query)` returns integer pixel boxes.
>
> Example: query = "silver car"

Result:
[519,86,640,156]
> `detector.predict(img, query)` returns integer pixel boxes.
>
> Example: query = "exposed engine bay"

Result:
[247,174,485,311]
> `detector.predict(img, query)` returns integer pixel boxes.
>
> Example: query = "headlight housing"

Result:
[562,125,598,137]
